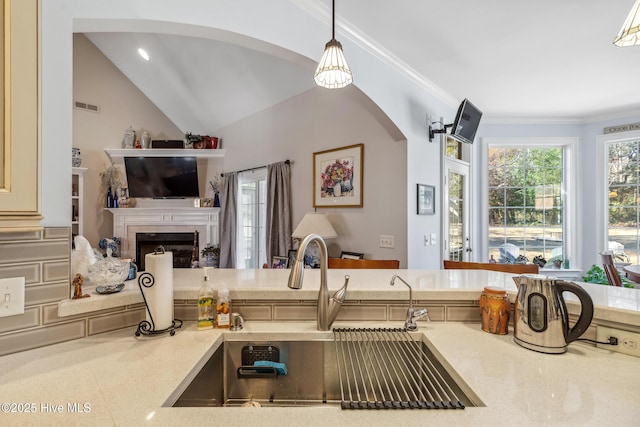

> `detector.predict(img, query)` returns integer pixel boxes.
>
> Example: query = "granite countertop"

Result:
[1,320,639,426]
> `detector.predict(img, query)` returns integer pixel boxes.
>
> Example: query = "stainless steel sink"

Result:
[165,330,483,409]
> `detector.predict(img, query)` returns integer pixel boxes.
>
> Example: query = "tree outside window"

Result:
[488,146,564,264]
[607,141,640,264]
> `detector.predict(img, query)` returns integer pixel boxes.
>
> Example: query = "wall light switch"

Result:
[430,233,437,245]
[424,234,430,246]
[0,277,25,318]
[380,235,395,249]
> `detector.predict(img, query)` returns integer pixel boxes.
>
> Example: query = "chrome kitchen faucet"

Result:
[390,274,430,330]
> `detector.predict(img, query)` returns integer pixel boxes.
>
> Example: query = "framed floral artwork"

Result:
[313,143,363,208]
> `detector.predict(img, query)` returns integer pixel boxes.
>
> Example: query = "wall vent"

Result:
[74,101,100,113]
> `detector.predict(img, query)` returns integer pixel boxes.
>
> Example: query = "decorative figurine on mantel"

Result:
[122,126,136,149]
[72,273,90,299]
[209,175,223,207]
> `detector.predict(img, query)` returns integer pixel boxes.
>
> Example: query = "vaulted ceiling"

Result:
[84,0,640,133]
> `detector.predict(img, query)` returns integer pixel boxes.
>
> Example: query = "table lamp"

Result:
[292,212,337,240]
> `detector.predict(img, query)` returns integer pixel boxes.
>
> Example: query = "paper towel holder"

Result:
[135,246,183,337]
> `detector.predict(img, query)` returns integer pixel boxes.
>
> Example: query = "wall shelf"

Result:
[105,148,226,163]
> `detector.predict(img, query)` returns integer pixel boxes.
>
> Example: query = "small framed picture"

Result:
[200,198,213,207]
[341,251,364,260]
[288,249,298,267]
[417,184,435,215]
[272,256,289,269]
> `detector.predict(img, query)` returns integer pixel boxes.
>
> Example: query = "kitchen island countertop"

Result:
[59,269,640,327]
[1,321,639,426]
[7,268,639,425]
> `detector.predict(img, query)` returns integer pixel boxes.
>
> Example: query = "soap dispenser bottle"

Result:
[197,270,214,330]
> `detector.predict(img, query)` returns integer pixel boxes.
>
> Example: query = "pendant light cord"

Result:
[331,0,335,40]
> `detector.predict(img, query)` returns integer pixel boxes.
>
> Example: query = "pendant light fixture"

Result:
[314,0,353,89]
[614,0,640,46]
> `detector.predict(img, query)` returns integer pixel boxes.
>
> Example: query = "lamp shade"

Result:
[614,0,640,46]
[314,39,353,89]
[292,212,337,239]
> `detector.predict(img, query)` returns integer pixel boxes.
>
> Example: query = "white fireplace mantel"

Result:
[106,207,220,262]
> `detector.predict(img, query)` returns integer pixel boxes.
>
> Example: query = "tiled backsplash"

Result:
[0,228,145,356]
[0,227,595,356]
[0,229,481,356]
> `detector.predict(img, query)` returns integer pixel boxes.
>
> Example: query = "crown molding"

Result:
[292,0,458,109]
[292,1,640,125]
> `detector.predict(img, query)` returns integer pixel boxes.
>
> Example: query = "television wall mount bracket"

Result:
[427,115,452,142]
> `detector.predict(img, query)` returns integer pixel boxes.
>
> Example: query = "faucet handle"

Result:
[331,275,350,304]
[405,307,430,331]
[413,307,431,322]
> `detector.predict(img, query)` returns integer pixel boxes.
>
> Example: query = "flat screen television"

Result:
[450,98,482,144]
[124,157,200,198]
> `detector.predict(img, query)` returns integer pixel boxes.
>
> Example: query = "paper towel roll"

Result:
[144,250,174,330]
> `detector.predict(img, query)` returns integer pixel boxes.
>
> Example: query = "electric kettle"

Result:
[512,274,594,354]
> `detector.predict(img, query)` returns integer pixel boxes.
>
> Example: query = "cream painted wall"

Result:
[73,34,184,247]
[217,86,408,264]
[74,33,407,265]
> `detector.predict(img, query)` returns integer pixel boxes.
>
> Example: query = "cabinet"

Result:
[0,0,41,231]
[72,168,86,238]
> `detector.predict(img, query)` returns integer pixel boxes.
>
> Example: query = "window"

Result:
[236,168,267,268]
[482,138,576,266]
[606,139,640,264]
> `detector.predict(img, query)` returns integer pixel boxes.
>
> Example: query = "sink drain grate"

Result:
[333,328,465,410]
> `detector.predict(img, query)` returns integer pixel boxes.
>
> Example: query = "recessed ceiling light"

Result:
[137,48,150,61]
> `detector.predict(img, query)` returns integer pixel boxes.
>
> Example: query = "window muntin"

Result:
[487,146,565,263]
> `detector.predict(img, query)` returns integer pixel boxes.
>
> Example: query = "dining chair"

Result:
[443,260,539,274]
[328,258,400,269]
[600,253,623,287]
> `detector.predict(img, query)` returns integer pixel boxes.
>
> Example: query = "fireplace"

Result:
[106,206,220,269]
[135,232,199,270]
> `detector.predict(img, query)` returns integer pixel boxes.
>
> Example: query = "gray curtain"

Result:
[266,161,292,262]
[219,172,237,268]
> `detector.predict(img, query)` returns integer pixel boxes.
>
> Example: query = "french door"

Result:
[443,158,471,261]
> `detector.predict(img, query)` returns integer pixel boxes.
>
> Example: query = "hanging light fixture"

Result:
[614,0,640,46]
[314,0,353,89]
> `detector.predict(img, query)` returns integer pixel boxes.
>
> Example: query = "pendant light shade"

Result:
[314,0,352,89]
[614,0,640,46]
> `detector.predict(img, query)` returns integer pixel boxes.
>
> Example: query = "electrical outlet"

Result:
[596,326,640,358]
[380,235,395,248]
[424,234,430,246]
[0,277,25,318]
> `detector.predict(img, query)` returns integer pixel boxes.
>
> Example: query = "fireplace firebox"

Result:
[136,232,198,270]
